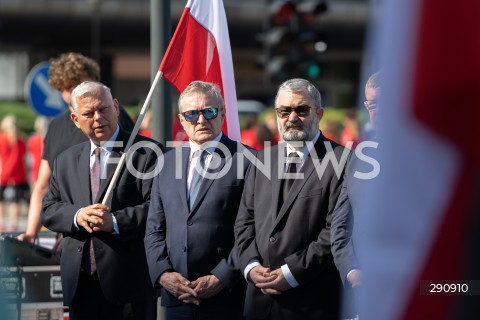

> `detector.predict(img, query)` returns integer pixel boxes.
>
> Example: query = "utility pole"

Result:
[151,0,172,145]
[150,1,170,318]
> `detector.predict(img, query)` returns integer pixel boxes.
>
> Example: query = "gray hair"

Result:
[365,71,381,96]
[178,81,225,112]
[70,81,112,113]
[275,78,322,109]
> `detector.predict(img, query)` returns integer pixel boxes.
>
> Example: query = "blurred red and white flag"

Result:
[159,0,240,141]
[358,0,480,319]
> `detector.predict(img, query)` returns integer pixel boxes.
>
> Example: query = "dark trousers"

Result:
[69,272,157,320]
[245,298,338,320]
[166,302,244,320]
[69,272,123,320]
[123,298,158,320]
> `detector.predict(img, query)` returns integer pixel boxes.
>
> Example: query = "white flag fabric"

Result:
[358,0,480,319]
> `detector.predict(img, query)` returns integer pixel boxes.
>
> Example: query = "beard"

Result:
[280,115,319,141]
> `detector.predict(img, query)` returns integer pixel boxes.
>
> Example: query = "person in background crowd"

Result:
[26,116,49,187]
[264,110,280,144]
[145,81,250,320]
[42,81,163,320]
[0,115,29,232]
[331,71,381,318]
[17,52,134,244]
[240,113,262,149]
[340,108,360,149]
[320,118,342,144]
[241,113,278,150]
[235,78,347,320]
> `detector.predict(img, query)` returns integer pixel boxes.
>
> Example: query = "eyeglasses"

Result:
[275,105,312,118]
[181,107,219,122]
[364,100,378,111]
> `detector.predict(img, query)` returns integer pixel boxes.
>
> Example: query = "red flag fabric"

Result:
[358,0,480,319]
[159,0,240,141]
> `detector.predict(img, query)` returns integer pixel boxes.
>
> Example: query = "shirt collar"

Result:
[286,131,320,162]
[90,125,120,155]
[189,132,222,159]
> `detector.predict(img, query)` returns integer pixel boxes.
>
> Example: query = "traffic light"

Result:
[261,0,328,84]
[259,0,296,83]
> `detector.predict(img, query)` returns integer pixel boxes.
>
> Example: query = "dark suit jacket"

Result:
[42,129,164,306]
[330,141,379,318]
[331,142,379,283]
[234,134,346,320]
[144,134,252,311]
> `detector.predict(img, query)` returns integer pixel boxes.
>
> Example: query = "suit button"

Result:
[186,221,193,226]
[269,236,276,243]
[182,246,187,252]
[77,247,82,252]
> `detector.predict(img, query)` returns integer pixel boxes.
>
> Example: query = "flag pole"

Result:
[101,70,164,205]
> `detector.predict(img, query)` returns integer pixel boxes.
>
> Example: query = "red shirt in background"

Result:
[26,133,44,183]
[0,134,27,185]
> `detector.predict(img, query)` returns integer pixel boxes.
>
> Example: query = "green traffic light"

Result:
[307,64,321,78]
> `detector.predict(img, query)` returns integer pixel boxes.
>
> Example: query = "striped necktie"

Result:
[282,152,300,202]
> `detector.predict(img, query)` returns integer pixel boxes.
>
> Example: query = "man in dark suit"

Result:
[330,71,381,317]
[144,81,250,320]
[42,81,164,320]
[234,78,348,320]
[18,52,134,245]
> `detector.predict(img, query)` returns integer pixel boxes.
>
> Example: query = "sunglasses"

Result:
[275,105,312,118]
[181,107,219,122]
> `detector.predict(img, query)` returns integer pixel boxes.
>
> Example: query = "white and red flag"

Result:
[358,0,480,319]
[159,0,240,141]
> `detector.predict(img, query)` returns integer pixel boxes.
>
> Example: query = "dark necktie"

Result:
[84,147,101,275]
[188,149,208,209]
[282,152,300,202]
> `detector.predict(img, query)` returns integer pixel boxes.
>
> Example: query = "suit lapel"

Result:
[178,146,190,213]
[78,143,94,205]
[271,145,283,220]
[189,135,235,213]
[96,130,129,204]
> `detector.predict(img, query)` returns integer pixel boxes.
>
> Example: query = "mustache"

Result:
[284,121,304,130]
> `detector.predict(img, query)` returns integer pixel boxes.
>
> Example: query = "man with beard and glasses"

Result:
[235,78,348,320]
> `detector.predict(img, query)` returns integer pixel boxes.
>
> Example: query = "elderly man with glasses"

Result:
[144,81,253,320]
[235,78,347,320]
[331,71,381,319]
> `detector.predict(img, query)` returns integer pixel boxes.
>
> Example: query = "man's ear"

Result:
[113,98,120,115]
[316,107,324,120]
[71,111,81,128]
